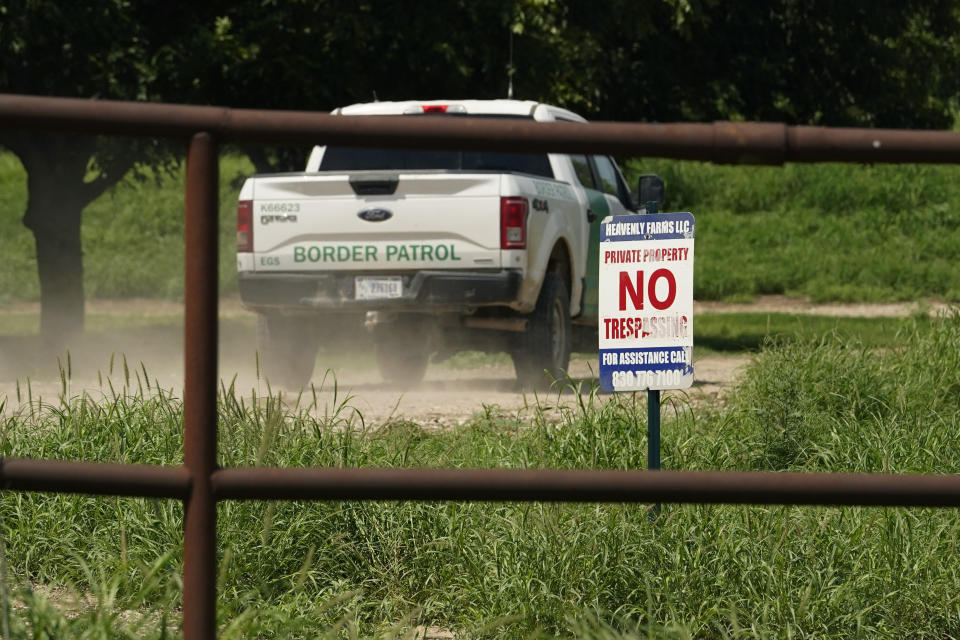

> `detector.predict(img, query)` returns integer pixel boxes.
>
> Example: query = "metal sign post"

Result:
[645,201,662,517]
[598,206,695,518]
[647,387,661,518]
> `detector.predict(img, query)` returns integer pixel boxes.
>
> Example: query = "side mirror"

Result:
[637,174,665,211]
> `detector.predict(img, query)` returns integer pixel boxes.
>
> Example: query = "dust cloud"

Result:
[0,298,658,426]
[2,293,943,425]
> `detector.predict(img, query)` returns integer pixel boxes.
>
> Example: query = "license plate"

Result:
[355,276,403,300]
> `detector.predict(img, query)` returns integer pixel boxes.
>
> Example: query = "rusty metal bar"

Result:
[4,458,960,508]
[183,132,219,640]
[7,91,960,640]
[3,93,960,164]
[0,458,190,498]
[0,94,229,140]
[212,467,960,508]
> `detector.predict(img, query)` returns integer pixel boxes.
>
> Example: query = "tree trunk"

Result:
[22,179,86,344]
[4,132,134,347]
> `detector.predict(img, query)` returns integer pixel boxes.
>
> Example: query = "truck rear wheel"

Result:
[256,314,319,389]
[511,273,572,388]
[373,316,432,387]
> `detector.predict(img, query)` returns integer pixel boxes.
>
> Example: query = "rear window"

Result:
[319,148,554,178]
[318,114,554,178]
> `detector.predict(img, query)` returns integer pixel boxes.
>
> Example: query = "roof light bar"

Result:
[403,104,468,115]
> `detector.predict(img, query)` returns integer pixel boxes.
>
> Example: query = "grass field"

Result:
[1,313,959,638]
[623,159,960,302]
[2,148,960,637]
[1,152,959,303]
[0,152,251,302]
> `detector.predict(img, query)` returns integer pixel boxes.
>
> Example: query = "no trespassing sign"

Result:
[598,213,695,392]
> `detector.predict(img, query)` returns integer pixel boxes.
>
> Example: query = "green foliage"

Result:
[0,0,214,197]
[638,160,960,213]
[694,313,934,355]
[0,153,251,301]
[725,313,960,472]
[3,316,960,637]
[0,153,32,300]
[625,158,960,302]
[4,0,958,171]
[81,156,250,299]
[526,1,960,127]
[4,0,959,128]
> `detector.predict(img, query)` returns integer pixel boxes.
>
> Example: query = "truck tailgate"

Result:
[250,172,502,272]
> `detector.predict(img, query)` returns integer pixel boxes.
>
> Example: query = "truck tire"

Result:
[373,316,432,387]
[256,314,319,389]
[511,273,572,388]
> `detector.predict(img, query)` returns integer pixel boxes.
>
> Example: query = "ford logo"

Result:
[358,208,393,222]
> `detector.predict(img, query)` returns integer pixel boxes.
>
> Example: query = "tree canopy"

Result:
[0,1,225,339]
[197,0,960,168]
[2,0,959,338]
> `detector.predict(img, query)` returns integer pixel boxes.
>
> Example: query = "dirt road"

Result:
[2,294,943,425]
[277,353,748,427]
[0,341,747,427]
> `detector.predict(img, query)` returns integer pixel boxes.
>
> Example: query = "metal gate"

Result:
[2,94,960,639]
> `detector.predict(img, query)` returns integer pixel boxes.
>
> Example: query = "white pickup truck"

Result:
[237,99,659,387]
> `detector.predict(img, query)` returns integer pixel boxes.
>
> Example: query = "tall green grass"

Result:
[625,160,960,302]
[2,314,959,637]
[693,311,934,355]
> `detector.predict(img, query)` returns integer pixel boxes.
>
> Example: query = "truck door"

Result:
[566,155,606,318]
[571,154,637,319]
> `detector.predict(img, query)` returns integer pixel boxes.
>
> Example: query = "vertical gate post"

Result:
[183,132,219,640]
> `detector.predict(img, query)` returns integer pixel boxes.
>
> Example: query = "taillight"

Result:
[500,197,528,249]
[237,200,253,252]
[422,104,448,114]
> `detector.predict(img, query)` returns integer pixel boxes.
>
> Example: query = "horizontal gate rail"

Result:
[210,467,960,508]
[2,92,960,638]
[5,461,960,508]
[3,93,960,164]
[0,458,190,498]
